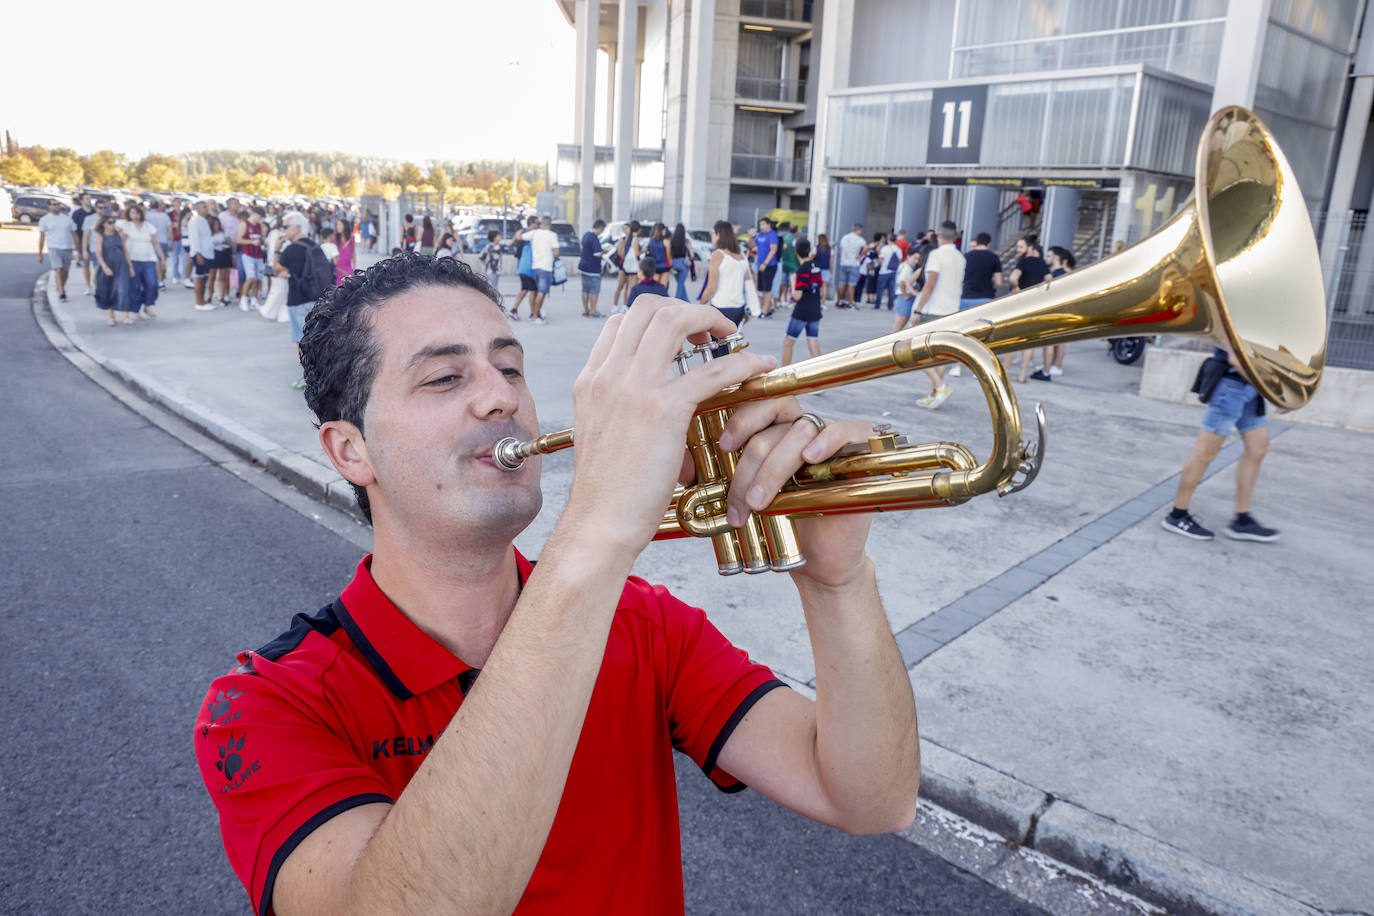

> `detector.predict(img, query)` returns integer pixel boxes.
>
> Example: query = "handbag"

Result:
[1191,353,1229,403]
[741,259,761,317]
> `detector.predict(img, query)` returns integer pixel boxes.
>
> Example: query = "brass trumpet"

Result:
[494,106,1327,575]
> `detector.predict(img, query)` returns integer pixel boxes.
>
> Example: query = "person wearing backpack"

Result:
[276,212,335,389]
[875,233,902,311]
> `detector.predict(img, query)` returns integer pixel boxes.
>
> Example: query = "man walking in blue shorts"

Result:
[1161,348,1279,542]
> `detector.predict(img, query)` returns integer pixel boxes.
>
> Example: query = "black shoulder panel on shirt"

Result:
[254,604,343,662]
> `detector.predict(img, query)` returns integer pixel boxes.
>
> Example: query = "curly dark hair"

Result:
[299,251,502,523]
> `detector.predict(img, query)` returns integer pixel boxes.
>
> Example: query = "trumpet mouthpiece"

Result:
[492,437,528,471]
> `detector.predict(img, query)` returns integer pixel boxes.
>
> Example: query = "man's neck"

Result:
[367,528,522,669]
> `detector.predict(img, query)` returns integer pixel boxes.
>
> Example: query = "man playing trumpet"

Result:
[194,253,920,916]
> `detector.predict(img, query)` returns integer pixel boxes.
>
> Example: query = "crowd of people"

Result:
[39,192,1084,403]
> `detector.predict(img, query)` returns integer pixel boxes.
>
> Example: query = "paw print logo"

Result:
[207,688,243,721]
[216,735,246,781]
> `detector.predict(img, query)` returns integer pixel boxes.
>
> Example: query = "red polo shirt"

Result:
[194,550,784,915]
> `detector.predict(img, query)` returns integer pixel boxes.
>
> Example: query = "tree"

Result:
[133,154,187,190]
[333,169,360,198]
[81,150,128,187]
[225,168,252,191]
[44,154,85,187]
[140,163,184,191]
[245,172,291,198]
[0,155,45,185]
[397,161,425,191]
[427,165,449,191]
[295,172,330,198]
[195,171,230,194]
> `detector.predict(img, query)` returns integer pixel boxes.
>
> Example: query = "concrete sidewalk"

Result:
[40,259,1374,916]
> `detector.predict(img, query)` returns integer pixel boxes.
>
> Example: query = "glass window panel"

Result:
[983,81,1049,165]
[1256,26,1349,126]
[883,90,932,168]
[1268,0,1360,49]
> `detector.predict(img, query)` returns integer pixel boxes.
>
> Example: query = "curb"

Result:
[37,271,363,523]
[32,272,1323,916]
[912,738,1321,916]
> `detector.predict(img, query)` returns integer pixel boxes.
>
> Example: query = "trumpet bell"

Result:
[1197,106,1325,409]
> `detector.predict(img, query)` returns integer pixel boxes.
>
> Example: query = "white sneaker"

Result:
[948,365,962,377]
[238,298,249,312]
[531,316,548,325]
[158,282,166,289]
[194,303,215,311]
[916,394,936,409]
[252,298,264,310]
[1049,366,1063,377]
[927,385,954,409]
[183,279,194,289]
[83,287,94,296]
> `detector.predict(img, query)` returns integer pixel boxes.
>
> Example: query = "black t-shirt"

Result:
[1014,255,1049,290]
[278,241,311,306]
[791,262,823,322]
[962,248,1002,299]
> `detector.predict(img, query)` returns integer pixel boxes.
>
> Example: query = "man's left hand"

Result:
[716,400,875,589]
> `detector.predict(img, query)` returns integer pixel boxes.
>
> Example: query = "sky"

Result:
[3,0,579,165]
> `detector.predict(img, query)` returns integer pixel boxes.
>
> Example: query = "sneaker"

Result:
[1029,369,1052,381]
[1048,366,1063,377]
[948,365,962,377]
[252,298,264,310]
[183,279,194,289]
[290,378,307,390]
[927,385,954,409]
[59,293,68,302]
[1225,516,1280,542]
[531,316,548,325]
[158,282,166,289]
[507,310,520,321]
[220,298,230,307]
[916,393,936,409]
[83,287,94,296]
[1161,512,1214,540]
[238,298,249,312]
[194,303,215,311]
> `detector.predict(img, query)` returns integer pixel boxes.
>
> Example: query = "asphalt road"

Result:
[0,248,1043,915]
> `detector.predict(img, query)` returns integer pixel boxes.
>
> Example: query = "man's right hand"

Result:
[562,297,775,558]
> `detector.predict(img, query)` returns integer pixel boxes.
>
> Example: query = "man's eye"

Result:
[501,367,524,379]
[426,374,459,387]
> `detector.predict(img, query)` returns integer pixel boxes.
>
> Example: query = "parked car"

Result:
[0,188,12,224]
[551,221,579,255]
[686,228,714,263]
[11,194,71,223]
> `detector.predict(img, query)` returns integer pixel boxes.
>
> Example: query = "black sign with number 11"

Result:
[926,85,988,165]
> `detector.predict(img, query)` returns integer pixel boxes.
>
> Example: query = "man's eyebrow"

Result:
[406,337,522,370]
[406,343,470,369]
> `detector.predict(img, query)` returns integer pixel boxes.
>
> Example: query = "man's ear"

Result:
[319,420,375,489]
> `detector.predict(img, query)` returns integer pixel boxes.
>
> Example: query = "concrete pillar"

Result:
[961,185,1001,241]
[605,47,618,146]
[576,0,599,231]
[1211,0,1273,112]
[893,185,931,239]
[1039,186,1080,252]
[385,198,401,253]
[832,182,869,239]
[808,0,855,239]
[1111,173,1138,248]
[613,0,640,220]
[1319,5,1374,304]
[681,0,715,228]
